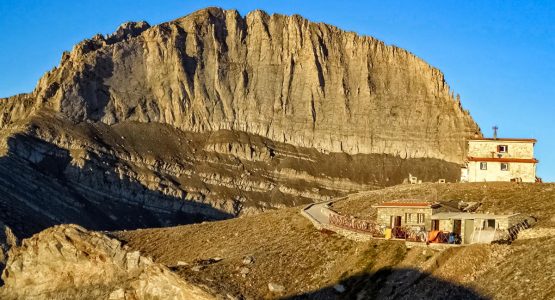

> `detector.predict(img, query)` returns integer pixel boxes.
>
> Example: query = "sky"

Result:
[0,1,554,181]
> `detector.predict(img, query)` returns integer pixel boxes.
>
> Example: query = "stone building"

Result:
[374,201,530,244]
[430,212,527,244]
[461,137,538,182]
[374,202,458,231]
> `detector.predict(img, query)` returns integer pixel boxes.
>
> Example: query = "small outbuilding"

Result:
[373,200,532,244]
[431,212,528,244]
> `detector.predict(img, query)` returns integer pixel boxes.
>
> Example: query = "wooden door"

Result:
[431,220,439,231]
[464,219,475,244]
[391,216,402,227]
[453,219,462,235]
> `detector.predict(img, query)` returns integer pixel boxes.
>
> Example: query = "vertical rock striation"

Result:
[0,7,481,237]
[5,7,479,163]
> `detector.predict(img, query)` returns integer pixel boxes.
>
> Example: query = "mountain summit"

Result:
[0,8,479,237]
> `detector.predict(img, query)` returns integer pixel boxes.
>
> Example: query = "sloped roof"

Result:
[431,212,520,220]
[373,202,440,209]
[468,138,537,143]
[467,157,538,163]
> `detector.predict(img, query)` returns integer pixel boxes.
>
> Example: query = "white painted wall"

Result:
[467,161,536,182]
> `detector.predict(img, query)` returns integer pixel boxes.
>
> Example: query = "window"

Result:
[500,163,509,171]
[497,145,508,153]
[480,162,487,170]
[484,219,496,229]
[417,213,425,224]
[405,213,413,223]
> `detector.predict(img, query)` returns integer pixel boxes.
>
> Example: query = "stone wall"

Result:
[376,207,434,230]
[468,141,534,159]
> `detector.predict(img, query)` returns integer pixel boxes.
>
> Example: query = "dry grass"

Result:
[115,207,389,299]
[115,182,555,299]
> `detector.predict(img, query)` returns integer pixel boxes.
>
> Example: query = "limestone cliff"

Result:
[0,224,215,299]
[0,7,480,237]
[3,7,479,161]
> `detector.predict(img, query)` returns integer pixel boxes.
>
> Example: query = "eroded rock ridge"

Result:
[0,7,480,237]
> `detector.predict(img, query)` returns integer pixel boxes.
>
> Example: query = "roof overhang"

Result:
[373,202,440,209]
[431,212,520,220]
[468,138,537,143]
[467,157,538,163]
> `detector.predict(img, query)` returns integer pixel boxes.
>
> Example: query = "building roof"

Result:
[374,202,440,209]
[467,157,538,163]
[431,212,520,220]
[468,138,537,143]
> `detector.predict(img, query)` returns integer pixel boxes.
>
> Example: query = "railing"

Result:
[392,226,430,242]
[328,210,383,237]
[493,217,534,243]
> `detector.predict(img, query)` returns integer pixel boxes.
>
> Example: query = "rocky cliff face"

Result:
[0,7,480,237]
[0,224,215,299]
[5,7,479,161]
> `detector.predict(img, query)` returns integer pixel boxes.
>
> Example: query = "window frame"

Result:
[416,213,425,224]
[497,145,508,153]
[484,219,496,229]
[500,163,509,171]
[480,162,488,170]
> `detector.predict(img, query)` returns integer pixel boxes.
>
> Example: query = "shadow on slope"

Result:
[0,133,232,239]
[287,267,487,300]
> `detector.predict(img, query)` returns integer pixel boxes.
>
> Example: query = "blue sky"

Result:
[1,1,553,181]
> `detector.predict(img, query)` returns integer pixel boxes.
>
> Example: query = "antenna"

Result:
[492,125,498,140]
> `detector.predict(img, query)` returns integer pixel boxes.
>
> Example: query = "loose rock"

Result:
[268,282,285,293]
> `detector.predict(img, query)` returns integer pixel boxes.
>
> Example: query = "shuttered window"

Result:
[417,213,425,224]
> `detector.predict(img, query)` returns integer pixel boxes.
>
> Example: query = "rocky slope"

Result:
[0,224,215,300]
[2,183,553,299]
[0,7,480,238]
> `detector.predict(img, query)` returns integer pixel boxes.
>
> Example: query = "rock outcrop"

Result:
[0,224,215,299]
[0,7,480,237]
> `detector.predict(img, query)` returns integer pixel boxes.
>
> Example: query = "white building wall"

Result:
[467,161,536,182]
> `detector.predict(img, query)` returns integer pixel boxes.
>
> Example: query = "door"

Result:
[464,219,475,244]
[391,216,402,228]
[453,219,462,235]
[431,220,440,231]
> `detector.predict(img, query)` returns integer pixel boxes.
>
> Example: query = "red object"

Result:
[467,157,538,164]
[428,230,441,243]
[469,138,537,143]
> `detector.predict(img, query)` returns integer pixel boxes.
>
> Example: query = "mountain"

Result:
[0,7,479,238]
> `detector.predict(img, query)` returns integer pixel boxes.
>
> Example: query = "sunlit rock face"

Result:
[0,7,480,237]
[0,225,216,300]
[26,7,479,162]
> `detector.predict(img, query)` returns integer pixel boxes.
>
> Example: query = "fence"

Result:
[328,210,436,242]
[328,210,383,237]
